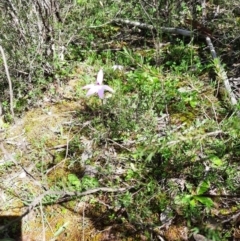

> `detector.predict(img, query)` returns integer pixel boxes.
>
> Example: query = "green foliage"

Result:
[67,174,99,191]
[68,174,81,190]
[81,176,99,190]
[1,0,240,240]
[70,48,239,238]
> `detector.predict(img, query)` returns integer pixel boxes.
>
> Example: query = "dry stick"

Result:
[0,187,130,232]
[0,45,14,118]
[111,19,193,37]
[112,19,237,107]
[115,20,237,107]
[205,37,238,106]
[201,0,207,22]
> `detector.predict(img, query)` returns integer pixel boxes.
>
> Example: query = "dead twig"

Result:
[0,45,14,119]
[205,37,238,107]
[0,186,131,232]
[111,19,193,37]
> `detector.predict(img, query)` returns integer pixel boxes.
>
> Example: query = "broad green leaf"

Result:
[181,194,192,204]
[210,155,223,167]
[196,181,210,195]
[174,194,191,205]
[189,100,198,108]
[190,198,196,208]
[185,182,193,193]
[194,196,214,208]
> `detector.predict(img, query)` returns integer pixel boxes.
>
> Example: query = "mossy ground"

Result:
[0,72,160,240]
[0,61,236,240]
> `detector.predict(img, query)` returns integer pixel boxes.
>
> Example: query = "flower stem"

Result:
[101,99,104,121]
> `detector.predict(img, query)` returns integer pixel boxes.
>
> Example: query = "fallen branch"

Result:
[112,19,193,37]
[0,186,131,232]
[0,45,14,119]
[26,187,130,210]
[205,37,238,106]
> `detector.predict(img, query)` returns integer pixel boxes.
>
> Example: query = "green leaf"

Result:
[210,155,223,167]
[190,198,196,208]
[68,174,81,188]
[194,196,214,208]
[81,176,99,189]
[146,151,156,162]
[179,194,192,204]
[196,181,210,195]
[189,100,198,108]
[125,169,135,181]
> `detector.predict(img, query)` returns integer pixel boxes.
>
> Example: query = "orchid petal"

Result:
[98,88,105,99]
[82,69,114,99]
[82,84,95,90]
[96,69,104,85]
[86,86,100,96]
[103,85,114,93]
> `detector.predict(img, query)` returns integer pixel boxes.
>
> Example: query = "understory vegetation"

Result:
[1,0,240,240]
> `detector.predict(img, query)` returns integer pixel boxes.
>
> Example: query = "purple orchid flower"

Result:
[82,69,114,99]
